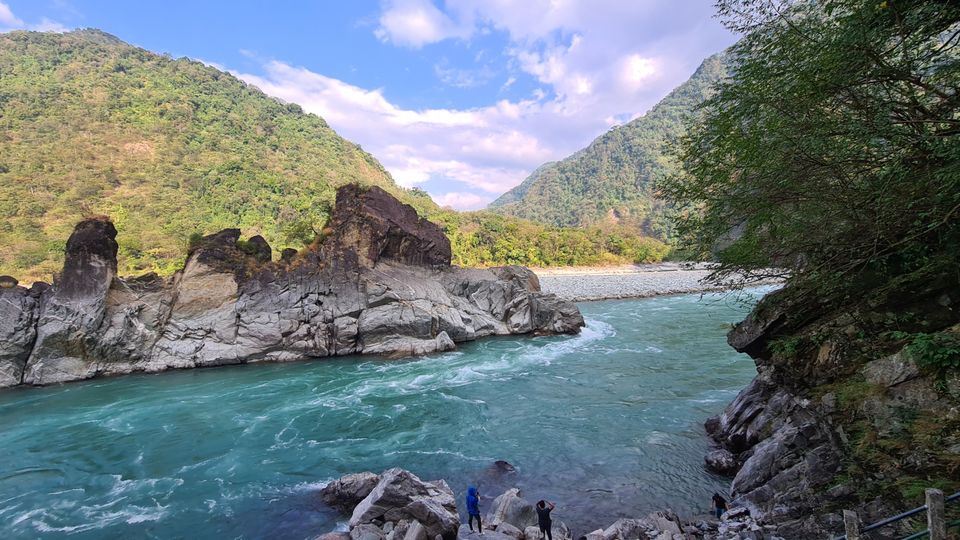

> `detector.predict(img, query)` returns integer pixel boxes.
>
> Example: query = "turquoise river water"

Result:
[0,289,768,539]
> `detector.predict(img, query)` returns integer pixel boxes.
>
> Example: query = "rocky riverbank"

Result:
[702,281,960,538]
[0,185,583,388]
[316,468,784,540]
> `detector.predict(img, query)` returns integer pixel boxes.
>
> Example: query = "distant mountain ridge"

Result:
[0,29,434,281]
[489,53,729,239]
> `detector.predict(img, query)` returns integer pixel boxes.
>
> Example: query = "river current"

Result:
[0,289,767,539]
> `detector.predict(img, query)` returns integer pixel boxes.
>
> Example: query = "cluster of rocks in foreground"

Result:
[0,185,583,388]
[318,469,785,540]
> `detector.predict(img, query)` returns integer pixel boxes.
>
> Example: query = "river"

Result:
[0,289,768,539]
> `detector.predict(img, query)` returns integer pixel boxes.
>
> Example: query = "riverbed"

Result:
[0,289,768,539]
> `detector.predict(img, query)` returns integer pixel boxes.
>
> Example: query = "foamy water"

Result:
[0,289,769,539]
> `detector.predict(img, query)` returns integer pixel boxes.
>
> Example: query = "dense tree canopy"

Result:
[663,0,960,300]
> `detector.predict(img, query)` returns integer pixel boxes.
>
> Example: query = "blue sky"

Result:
[0,1,736,209]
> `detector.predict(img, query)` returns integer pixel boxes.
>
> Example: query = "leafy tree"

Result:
[663,0,960,301]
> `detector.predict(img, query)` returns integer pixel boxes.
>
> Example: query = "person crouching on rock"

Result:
[536,500,555,540]
[711,492,728,519]
[466,485,482,533]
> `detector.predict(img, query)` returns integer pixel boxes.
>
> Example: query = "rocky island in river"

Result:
[0,185,583,388]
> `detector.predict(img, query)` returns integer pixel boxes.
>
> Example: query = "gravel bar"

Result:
[536,269,725,301]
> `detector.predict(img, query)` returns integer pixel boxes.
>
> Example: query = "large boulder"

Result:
[350,468,460,540]
[321,472,382,513]
[599,518,649,540]
[326,185,451,267]
[485,488,538,530]
[705,448,739,475]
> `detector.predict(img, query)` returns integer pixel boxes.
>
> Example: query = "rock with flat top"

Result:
[322,472,382,513]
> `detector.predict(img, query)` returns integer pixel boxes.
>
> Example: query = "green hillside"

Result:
[0,29,436,281]
[489,53,728,239]
[0,29,670,282]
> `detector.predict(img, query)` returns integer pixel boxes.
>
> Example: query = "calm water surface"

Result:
[0,289,768,539]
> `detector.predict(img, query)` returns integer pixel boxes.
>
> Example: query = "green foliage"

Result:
[489,53,728,240]
[435,210,670,268]
[769,335,807,358]
[662,0,960,299]
[888,331,960,382]
[187,232,203,251]
[907,333,960,371]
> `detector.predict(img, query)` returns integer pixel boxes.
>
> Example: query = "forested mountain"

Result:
[0,29,669,282]
[489,53,728,238]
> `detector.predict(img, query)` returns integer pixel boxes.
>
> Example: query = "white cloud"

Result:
[0,2,68,32]
[622,54,658,88]
[235,61,547,196]
[0,2,24,27]
[433,191,491,210]
[375,0,465,48]
[31,17,68,32]
[434,61,495,88]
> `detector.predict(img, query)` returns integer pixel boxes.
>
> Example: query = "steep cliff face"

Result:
[705,281,960,538]
[0,185,583,388]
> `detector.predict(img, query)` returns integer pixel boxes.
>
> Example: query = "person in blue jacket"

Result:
[466,485,482,533]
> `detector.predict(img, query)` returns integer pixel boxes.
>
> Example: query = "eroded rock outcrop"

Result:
[0,185,583,388]
[705,278,960,539]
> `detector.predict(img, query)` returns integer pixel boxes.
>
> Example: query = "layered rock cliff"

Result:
[705,278,960,538]
[0,185,583,388]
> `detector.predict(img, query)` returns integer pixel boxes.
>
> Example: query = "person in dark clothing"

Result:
[536,500,555,540]
[711,492,728,519]
[466,486,482,533]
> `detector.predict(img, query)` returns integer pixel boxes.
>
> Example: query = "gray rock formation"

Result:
[0,282,43,386]
[705,277,960,539]
[485,488,538,530]
[322,468,460,540]
[0,185,583,388]
[321,472,382,513]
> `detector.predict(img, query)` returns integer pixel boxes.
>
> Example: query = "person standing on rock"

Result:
[711,492,728,519]
[466,485,482,533]
[536,500,555,540]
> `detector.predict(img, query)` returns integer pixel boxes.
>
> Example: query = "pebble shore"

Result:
[535,263,777,302]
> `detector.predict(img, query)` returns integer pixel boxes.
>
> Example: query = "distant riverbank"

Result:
[535,263,780,301]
